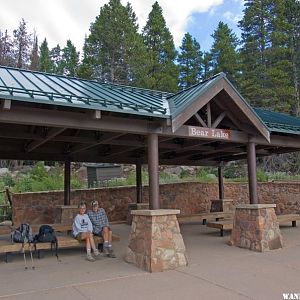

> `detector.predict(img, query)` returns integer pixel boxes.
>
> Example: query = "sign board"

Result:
[188,126,231,140]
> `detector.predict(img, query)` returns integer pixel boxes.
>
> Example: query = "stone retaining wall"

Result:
[11,182,300,224]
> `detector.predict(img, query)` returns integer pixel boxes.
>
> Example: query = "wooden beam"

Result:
[0,106,156,135]
[64,160,71,205]
[1,100,11,110]
[215,101,242,130]
[92,110,101,119]
[212,112,226,128]
[194,113,207,127]
[171,79,224,132]
[25,127,66,152]
[70,133,125,154]
[106,146,142,158]
[207,102,212,127]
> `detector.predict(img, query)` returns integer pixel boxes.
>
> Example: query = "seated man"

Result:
[72,202,100,262]
[87,200,116,258]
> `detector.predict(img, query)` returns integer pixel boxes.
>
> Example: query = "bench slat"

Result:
[178,212,234,223]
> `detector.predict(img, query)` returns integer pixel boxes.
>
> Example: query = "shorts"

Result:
[93,230,103,237]
[75,233,86,241]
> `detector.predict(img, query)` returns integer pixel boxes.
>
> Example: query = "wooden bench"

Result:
[206,214,300,236]
[0,221,126,235]
[0,224,120,262]
[177,212,234,225]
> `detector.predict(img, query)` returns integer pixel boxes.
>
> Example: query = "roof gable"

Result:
[168,73,270,142]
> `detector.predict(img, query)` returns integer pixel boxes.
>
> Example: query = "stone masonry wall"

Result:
[11,182,300,224]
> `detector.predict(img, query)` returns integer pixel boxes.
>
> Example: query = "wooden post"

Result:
[247,142,258,204]
[148,133,160,210]
[218,166,224,200]
[136,160,142,203]
[64,159,71,205]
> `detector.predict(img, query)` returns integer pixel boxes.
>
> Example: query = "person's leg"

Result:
[103,227,116,258]
[108,229,113,245]
[102,227,109,247]
[88,232,100,257]
[79,232,95,262]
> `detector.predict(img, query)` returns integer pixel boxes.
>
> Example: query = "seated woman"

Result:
[72,202,100,262]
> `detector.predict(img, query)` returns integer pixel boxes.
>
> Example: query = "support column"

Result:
[125,209,187,272]
[218,166,224,200]
[247,142,258,204]
[136,160,142,204]
[210,166,233,213]
[148,133,159,210]
[64,159,71,206]
[229,204,283,252]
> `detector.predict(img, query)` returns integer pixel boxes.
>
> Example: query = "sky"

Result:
[0,0,245,54]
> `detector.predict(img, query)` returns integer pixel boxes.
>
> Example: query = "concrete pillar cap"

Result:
[131,209,180,216]
[236,204,276,209]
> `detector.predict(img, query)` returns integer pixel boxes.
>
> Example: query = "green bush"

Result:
[11,162,84,193]
[256,169,268,182]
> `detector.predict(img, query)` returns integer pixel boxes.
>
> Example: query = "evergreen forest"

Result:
[0,0,299,176]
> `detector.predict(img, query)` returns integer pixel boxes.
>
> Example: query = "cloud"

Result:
[223,10,243,24]
[127,0,224,46]
[0,0,224,51]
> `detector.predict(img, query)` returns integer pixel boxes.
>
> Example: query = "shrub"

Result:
[256,169,268,182]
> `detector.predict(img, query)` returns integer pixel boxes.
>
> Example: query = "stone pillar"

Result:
[125,209,187,272]
[210,199,234,213]
[229,204,283,252]
[55,205,78,224]
[126,202,149,225]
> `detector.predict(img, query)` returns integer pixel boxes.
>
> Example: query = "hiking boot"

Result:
[93,250,101,260]
[86,254,95,262]
[108,248,116,258]
[103,246,110,256]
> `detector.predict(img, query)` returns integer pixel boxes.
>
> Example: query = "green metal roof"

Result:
[167,73,223,116]
[254,107,300,135]
[0,65,300,136]
[0,66,170,118]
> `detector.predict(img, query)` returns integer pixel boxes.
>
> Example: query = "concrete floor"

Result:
[0,222,299,300]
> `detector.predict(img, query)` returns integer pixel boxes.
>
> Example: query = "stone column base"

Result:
[126,203,149,225]
[229,204,283,252]
[210,199,234,212]
[125,209,188,272]
[55,205,78,224]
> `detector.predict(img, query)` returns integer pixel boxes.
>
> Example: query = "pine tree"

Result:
[210,22,240,84]
[0,30,14,66]
[29,34,39,71]
[79,0,147,86]
[142,1,178,92]
[240,0,299,113]
[49,44,64,74]
[285,0,300,116]
[202,51,213,80]
[239,0,272,107]
[178,33,202,89]
[265,0,295,113]
[13,19,32,68]
[61,40,79,76]
[39,38,53,72]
